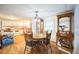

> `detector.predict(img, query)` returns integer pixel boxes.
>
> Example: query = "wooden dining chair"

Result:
[44,31,52,46]
[23,31,33,54]
[0,35,2,48]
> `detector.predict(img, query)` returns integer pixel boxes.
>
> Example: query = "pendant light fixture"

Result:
[34,11,44,33]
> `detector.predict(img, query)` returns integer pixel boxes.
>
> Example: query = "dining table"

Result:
[31,32,51,54]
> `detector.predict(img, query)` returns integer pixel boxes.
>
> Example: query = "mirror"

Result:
[59,17,70,32]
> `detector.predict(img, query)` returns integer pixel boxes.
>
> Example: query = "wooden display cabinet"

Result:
[56,11,74,53]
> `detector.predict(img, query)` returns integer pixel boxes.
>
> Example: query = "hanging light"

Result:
[33,11,44,33]
[34,11,40,22]
[34,11,38,19]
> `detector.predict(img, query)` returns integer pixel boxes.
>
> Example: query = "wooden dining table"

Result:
[33,32,46,39]
[33,32,47,44]
[31,32,50,54]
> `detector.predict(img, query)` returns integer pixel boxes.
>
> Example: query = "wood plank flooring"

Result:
[0,35,25,54]
[0,34,67,54]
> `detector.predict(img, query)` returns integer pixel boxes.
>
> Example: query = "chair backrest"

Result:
[23,31,33,39]
[44,31,52,45]
[46,31,52,40]
[0,35,2,41]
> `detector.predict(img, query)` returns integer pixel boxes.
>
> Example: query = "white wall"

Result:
[44,15,57,42]
[73,5,79,54]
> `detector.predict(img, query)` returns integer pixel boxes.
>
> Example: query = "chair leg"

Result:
[24,45,26,54]
[0,41,3,49]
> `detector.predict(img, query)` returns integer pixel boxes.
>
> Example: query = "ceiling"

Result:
[0,4,75,20]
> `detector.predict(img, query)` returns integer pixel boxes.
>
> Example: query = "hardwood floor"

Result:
[50,41,67,54]
[0,34,67,54]
[0,35,25,54]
